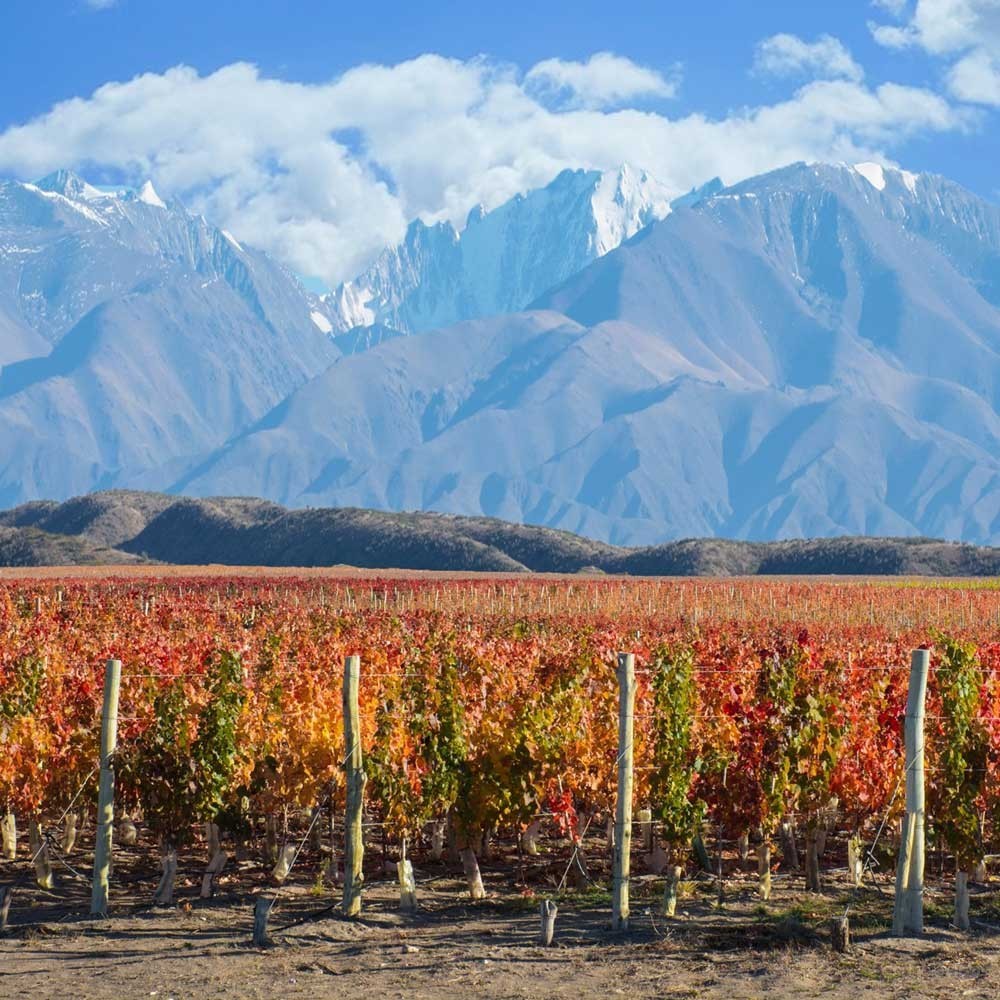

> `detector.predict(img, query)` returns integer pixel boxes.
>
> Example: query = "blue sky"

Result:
[1,0,998,285]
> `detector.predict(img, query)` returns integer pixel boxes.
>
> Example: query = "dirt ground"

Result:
[4,830,1000,1000]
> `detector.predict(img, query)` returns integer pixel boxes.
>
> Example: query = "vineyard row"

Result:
[2,578,1000,934]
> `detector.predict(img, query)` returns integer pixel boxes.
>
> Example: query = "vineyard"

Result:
[4,573,1000,994]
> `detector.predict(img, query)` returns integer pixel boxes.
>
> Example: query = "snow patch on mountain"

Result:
[19,183,110,226]
[330,281,376,329]
[326,164,674,336]
[853,162,886,191]
[137,181,166,209]
[310,310,332,333]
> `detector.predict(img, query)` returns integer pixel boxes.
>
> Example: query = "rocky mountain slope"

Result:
[177,162,1000,544]
[0,170,339,507]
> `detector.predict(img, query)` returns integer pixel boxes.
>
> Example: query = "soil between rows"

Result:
[3,830,1000,999]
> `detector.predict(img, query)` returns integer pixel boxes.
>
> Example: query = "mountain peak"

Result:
[35,169,106,202]
[670,176,725,210]
[325,163,674,337]
[848,161,921,197]
[137,180,166,209]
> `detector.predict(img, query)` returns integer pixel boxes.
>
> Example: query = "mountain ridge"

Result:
[3,489,1000,576]
[2,160,1000,546]
[325,164,675,335]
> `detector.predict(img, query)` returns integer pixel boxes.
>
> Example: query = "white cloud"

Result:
[871,0,1000,105]
[754,34,865,82]
[83,0,118,9]
[0,56,973,286]
[524,52,679,109]
[947,48,1000,103]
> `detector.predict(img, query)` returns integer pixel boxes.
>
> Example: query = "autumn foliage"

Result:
[2,575,1000,863]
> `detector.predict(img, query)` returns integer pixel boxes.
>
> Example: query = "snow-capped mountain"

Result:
[327,164,674,336]
[176,162,1000,545]
[2,160,1000,546]
[0,170,337,506]
[0,169,342,353]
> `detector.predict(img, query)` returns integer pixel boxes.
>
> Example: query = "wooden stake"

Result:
[779,817,799,871]
[153,846,178,906]
[342,655,365,917]
[61,813,79,854]
[0,885,12,932]
[309,804,324,852]
[253,895,276,947]
[757,841,772,901]
[638,808,653,853]
[848,833,863,887]
[1,813,15,860]
[90,658,121,917]
[805,826,821,892]
[737,832,750,864]
[460,845,486,899]
[521,819,541,856]
[205,821,221,859]
[430,817,446,861]
[397,858,417,911]
[539,898,558,946]
[264,815,279,863]
[272,843,297,883]
[955,870,970,931]
[119,816,138,846]
[830,915,850,953]
[29,819,53,889]
[611,652,636,932]
[892,648,929,937]
[662,864,682,917]
[201,849,229,898]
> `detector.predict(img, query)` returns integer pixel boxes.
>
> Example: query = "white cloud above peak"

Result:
[754,33,865,82]
[524,52,679,108]
[0,52,973,287]
[871,0,1000,106]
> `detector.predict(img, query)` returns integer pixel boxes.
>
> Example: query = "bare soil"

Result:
[3,830,1000,999]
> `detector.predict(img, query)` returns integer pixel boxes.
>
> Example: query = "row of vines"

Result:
[3,576,1000,913]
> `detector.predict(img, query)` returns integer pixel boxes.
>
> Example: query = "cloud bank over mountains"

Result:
[0,17,985,287]
[870,0,1000,107]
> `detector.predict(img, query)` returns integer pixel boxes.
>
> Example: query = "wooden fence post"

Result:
[611,652,636,931]
[342,655,365,917]
[892,648,929,936]
[90,658,121,917]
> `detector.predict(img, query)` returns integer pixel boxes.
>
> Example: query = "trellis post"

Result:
[892,648,929,936]
[611,652,636,931]
[91,658,121,916]
[342,655,365,917]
